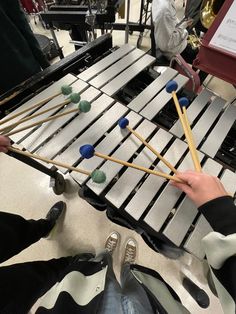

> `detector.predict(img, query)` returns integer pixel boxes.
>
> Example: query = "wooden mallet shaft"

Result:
[5,107,79,137]
[0,92,62,126]
[126,125,177,174]
[171,91,200,172]
[95,151,182,182]
[166,81,201,172]
[8,147,91,176]
[0,99,70,134]
[182,106,201,172]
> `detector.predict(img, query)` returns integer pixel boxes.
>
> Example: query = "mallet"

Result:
[0,84,73,126]
[1,97,91,135]
[8,146,106,184]
[179,97,201,172]
[166,81,201,171]
[118,117,177,174]
[5,100,91,137]
[79,144,182,182]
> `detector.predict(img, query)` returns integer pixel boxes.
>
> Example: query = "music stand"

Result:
[193,0,236,86]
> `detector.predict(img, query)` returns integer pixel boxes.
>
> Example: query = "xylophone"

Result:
[1,43,236,260]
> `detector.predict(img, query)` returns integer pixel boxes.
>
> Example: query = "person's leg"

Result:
[0,201,65,263]
[0,256,72,314]
[121,239,154,313]
[96,232,123,314]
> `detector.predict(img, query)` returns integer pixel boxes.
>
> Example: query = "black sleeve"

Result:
[4,0,50,69]
[198,196,236,235]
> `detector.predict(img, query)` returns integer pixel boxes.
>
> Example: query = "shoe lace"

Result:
[106,238,116,252]
[125,245,135,263]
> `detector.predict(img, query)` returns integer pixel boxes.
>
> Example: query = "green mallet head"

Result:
[69,93,81,104]
[91,170,106,184]
[79,100,91,113]
[61,85,72,95]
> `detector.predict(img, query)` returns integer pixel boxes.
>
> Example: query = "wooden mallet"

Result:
[79,144,182,182]
[166,81,201,172]
[5,100,91,137]
[179,97,201,172]
[8,146,106,184]
[0,84,74,126]
[118,117,178,174]
[0,95,90,134]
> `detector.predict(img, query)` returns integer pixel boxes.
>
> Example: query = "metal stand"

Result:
[137,0,152,47]
[125,0,131,44]
[7,149,66,195]
[86,0,96,41]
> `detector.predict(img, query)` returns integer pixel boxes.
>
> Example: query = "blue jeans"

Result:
[97,252,154,314]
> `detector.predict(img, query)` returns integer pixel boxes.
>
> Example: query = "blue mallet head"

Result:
[118,117,129,129]
[80,144,95,159]
[179,97,190,108]
[166,80,178,93]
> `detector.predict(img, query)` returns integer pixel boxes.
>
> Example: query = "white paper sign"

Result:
[209,1,236,56]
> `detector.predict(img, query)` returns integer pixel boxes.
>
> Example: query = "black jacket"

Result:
[0,0,50,95]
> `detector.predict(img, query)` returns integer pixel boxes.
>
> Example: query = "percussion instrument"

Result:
[1,40,236,260]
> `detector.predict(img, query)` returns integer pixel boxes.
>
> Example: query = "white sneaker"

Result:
[105,231,120,255]
[123,238,137,264]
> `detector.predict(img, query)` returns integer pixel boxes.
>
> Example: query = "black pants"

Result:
[0,211,53,263]
[0,212,72,314]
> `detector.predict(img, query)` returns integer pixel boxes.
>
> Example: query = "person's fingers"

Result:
[174,171,198,186]
[171,181,194,196]
[0,136,11,146]
[0,147,8,153]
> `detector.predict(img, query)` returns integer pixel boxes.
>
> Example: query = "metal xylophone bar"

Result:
[78,44,136,82]
[49,100,236,259]
[170,93,236,170]
[0,75,79,194]
[1,75,115,194]
[10,81,100,149]
[79,44,157,97]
